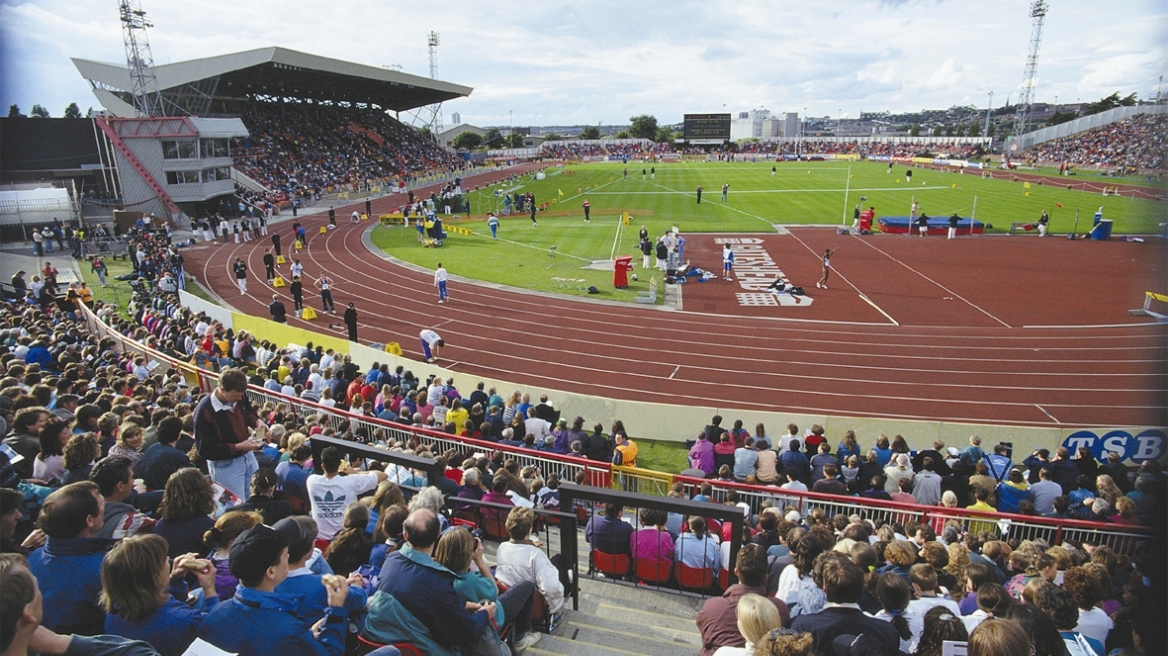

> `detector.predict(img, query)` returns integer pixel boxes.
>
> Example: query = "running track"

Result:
[184,165,1168,430]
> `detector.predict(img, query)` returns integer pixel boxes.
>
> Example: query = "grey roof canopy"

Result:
[74,46,472,115]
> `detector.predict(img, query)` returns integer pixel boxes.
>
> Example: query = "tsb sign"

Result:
[1062,429,1166,463]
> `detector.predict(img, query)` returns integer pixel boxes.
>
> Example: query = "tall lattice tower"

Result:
[119,0,165,117]
[427,31,443,136]
[1013,0,1049,137]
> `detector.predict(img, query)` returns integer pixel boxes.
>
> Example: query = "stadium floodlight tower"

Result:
[119,0,165,117]
[1012,0,1048,137]
[426,31,444,136]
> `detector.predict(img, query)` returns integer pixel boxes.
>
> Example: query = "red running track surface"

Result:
[182,165,1168,429]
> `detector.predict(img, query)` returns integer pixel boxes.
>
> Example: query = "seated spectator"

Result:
[1062,566,1112,647]
[60,432,101,485]
[324,502,374,577]
[675,515,722,574]
[629,508,674,563]
[811,464,845,495]
[585,502,635,556]
[709,593,784,656]
[274,444,312,510]
[733,438,759,482]
[32,416,71,484]
[779,441,810,484]
[809,443,835,483]
[790,555,900,655]
[203,510,265,600]
[870,573,914,653]
[197,523,368,656]
[962,582,1012,635]
[306,446,388,541]
[27,481,115,636]
[238,468,292,525]
[754,441,778,484]
[137,416,193,491]
[907,563,962,645]
[883,454,914,496]
[273,516,366,627]
[492,501,569,620]
[101,534,220,656]
[968,618,1036,656]
[690,433,717,478]
[435,525,542,654]
[912,457,943,506]
[153,468,216,558]
[108,424,145,469]
[915,606,969,656]
[696,543,790,656]
[996,469,1030,513]
[364,509,490,655]
[2,552,164,656]
[90,455,156,539]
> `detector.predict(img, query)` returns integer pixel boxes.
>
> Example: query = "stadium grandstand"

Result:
[0,42,1161,656]
[61,46,472,222]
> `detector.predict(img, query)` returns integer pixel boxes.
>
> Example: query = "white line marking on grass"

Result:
[1035,404,1060,423]
[608,213,624,261]
[489,232,592,262]
[853,238,1013,328]
[648,181,777,228]
[559,177,619,204]
[583,186,951,195]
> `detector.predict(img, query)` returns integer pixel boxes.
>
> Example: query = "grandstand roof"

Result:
[73,46,473,117]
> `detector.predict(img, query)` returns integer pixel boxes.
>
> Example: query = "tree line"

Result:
[7,103,86,119]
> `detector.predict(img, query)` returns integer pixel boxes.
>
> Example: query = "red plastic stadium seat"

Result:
[635,558,672,584]
[480,513,509,540]
[355,634,424,656]
[314,538,331,554]
[591,550,631,578]
[719,567,729,590]
[675,562,717,592]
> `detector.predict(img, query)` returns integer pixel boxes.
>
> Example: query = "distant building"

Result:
[730,109,772,140]
[437,123,487,150]
[451,112,460,124]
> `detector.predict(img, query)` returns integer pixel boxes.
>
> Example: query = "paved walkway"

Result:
[0,245,80,287]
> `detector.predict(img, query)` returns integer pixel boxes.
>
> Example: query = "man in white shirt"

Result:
[778,424,800,454]
[434,263,449,303]
[906,564,961,650]
[306,446,387,540]
[780,468,808,492]
[524,407,551,442]
[419,329,444,363]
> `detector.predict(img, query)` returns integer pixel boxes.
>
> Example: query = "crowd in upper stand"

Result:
[231,103,466,208]
[1024,113,1168,172]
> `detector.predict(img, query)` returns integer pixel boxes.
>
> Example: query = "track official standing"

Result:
[269,295,287,324]
[344,303,359,342]
[233,258,248,295]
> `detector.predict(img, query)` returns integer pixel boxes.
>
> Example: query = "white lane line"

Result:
[1035,404,1060,423]
[853,237,1012,328]
[669,365,681,380]
[860,294,900,327]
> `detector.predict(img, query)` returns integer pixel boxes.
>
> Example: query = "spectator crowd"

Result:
[1024,113,1168,173]
[0,272,1162,656]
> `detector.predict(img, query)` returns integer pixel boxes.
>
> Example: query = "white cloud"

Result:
[1,0,1165,125]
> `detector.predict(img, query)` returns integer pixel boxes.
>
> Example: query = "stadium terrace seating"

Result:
[1024,112,1168,171]
[230,103,465,206]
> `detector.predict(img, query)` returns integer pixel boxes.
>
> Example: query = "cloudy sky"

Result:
[2,0,1165,127]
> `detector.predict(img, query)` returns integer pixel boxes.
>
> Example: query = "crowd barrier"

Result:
[79,304,1153,555]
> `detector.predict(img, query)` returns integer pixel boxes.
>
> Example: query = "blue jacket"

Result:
[275,571,368,626]
[996,483,1030,514]
[197,585,347,656]
[105,583,219,656]
[371,544,489,651]
[27,536,117,636]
